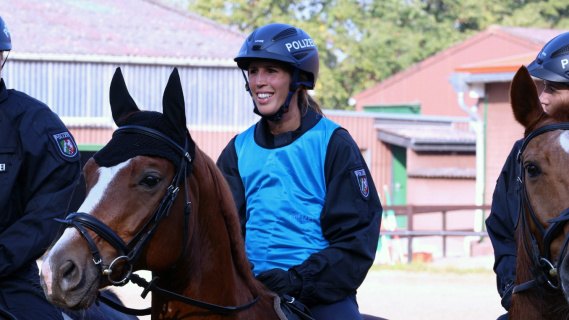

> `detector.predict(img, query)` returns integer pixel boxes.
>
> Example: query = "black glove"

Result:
[255,268,303,297]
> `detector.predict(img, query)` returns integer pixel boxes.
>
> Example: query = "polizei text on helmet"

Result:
[285,38,315,52]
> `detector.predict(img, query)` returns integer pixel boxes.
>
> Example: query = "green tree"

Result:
[187,0,569,109]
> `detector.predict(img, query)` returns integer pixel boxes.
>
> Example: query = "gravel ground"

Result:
[109,255,505,320]
[357,266,504,319]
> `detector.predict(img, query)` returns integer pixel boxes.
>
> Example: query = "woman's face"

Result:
[540,80,569,115]
[248,61,292,116]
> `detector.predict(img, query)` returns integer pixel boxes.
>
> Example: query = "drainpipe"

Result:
[449,73,486,256]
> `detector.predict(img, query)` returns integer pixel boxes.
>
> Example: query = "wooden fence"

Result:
[380,205,491,263]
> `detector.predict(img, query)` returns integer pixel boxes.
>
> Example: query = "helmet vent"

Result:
[252,45,262,51]
[273,27,298,41]
[247,29,258,42]
[292,52,308,60]
[551,44,569,58]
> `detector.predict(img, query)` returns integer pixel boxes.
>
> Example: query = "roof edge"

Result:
[9,52,237,67]
[353,26,544,101]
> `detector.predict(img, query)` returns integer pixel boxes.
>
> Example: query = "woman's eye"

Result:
[140,176,160,187]
[526,165,540,177]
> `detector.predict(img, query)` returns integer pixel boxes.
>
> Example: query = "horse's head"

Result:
[40,68,194,310]
[511,65,569,307]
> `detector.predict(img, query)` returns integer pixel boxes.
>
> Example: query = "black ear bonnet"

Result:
[94,68,195,176]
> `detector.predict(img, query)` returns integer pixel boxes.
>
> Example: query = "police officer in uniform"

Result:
[486,31,569,320]
[0,16,80,319]
[217,23,382,319]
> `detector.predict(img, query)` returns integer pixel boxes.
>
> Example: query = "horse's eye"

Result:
[526,165,541,178]
[139,176,160,187]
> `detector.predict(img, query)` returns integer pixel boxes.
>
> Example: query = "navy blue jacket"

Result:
[0,79,80,319]
[217,109,382,306]
[486,139,523,310]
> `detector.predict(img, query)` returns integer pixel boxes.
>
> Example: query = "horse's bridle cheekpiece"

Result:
[514,123,569,294]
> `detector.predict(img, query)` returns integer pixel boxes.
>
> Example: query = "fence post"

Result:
[442,211,447,258]
[407,205,413,263]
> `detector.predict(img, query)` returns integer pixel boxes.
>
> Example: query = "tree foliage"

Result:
[185,0,569,109]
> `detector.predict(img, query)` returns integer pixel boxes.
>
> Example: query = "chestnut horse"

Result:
[509,66,569,318]
[40,68,279,319]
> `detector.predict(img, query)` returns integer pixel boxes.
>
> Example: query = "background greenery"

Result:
[176,0,569,109]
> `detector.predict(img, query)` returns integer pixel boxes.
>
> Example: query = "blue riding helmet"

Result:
[0,16,11,51]
[527,32,569,84]
[235,23,319,121]
[235,23,319,89]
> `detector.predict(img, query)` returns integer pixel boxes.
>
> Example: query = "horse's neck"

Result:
[149,165,262,318]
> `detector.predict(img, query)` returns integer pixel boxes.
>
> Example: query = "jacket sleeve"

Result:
[485,139,523,309]
[293,128,382,306]
[216,136,248,238]
[0,106,81,279]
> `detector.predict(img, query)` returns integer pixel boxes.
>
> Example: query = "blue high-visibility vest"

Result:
[234,118,340,275]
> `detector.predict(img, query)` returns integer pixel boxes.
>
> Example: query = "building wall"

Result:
[407,177,477,231]
[354,30,542,118]
[483,82,525,205]
[3,59,256,129]
[407,150,476,171]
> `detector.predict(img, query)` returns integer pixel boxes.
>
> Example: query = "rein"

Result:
[55,125,259,315]
[513,123,569,294]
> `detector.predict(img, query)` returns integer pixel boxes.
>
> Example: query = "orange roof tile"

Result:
[454,53,537,74]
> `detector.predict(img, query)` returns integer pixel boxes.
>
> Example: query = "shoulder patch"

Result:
[353,168,370,199]
[51,131,79,160]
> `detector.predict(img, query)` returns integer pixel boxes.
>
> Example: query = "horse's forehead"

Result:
[525,131,569,158]
[78,159,132,214]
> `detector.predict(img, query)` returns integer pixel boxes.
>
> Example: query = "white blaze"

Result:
[560,131,569,154]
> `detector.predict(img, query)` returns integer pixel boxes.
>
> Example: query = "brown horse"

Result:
[40,68,279,319]
[509,65,569,319]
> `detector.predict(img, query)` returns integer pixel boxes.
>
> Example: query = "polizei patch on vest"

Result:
[52,131,78,158]
[353,169,369,198]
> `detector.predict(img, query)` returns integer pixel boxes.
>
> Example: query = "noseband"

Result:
[514,123,569,294]
[55,125,259,315]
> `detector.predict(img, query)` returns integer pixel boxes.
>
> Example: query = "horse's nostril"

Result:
[62,260,75,279]
[59,260,81,292]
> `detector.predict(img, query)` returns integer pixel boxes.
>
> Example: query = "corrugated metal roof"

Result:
[0,0,246,60]
[376,125,476,152]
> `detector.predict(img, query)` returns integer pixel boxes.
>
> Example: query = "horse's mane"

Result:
[196,147,261,292]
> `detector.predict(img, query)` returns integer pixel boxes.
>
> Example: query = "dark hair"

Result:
[297,71,323,116]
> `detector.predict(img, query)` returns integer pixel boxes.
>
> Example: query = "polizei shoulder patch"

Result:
[353,168,370,199]
[51,131,79,160]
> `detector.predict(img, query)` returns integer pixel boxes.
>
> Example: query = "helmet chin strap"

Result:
[241,69,313,122]
[1,50,9,69]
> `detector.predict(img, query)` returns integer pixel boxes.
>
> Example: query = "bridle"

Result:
[55,125,259,315]
[514,123,569,294]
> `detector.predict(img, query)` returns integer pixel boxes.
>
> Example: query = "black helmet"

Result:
[527,32,569,83]
[0,16,11,51]
[235,23,319,89]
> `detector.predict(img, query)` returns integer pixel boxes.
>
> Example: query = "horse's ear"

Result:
[109,67,140,125]
[510,65,544,129]
[163,68,187,139]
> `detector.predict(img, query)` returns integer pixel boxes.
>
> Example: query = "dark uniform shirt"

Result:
[486,139,523,311]
[0,78,80,319]
[217,108,382,306]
